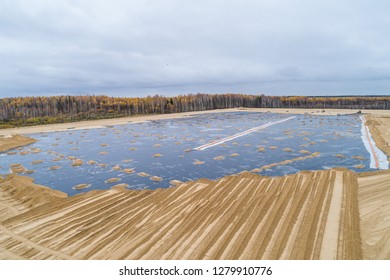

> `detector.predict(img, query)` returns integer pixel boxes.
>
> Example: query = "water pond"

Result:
[0,112,372,195]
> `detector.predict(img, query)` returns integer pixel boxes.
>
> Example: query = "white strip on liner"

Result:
[194,116,296,151]
[360,115,389,169]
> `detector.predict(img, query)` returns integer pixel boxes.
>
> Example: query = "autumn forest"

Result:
[1,94,390,128]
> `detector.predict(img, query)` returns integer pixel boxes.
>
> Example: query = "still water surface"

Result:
[0,112,370,195]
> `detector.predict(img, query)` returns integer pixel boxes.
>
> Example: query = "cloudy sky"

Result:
[1,0,390,98]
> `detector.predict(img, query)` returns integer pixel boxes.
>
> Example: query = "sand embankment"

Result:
[357,170,390,259]
[0,170,362,260]
[365,115,390,158]
[1,108,389,136]
[0,135,36,152]
[0,174,67,211]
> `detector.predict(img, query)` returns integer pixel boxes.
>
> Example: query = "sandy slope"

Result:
[358,115,390,259]
[0,135,36,152]
[366,115,390,158]
[0,175,67,259]
[0,170,361,260]
[359,115,390,259]
[357,171,390,259]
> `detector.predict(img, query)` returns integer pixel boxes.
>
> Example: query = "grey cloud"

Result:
[1,0,390,97]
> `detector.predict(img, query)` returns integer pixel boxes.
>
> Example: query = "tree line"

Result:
[1,94,389,128]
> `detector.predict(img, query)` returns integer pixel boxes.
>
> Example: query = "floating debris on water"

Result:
[112,183,129,189]
[352,156,366,160]
[137,172,150,177]
[335,154,346,158]
[71,159,83,167]
[112,165,121,171]
[213,156,225,161]
[73,183,92,190]
[105,178,121,183]
[48,166,61,170]
[30,148,42,154]
[122,168,135,174]
[150,176,162,182]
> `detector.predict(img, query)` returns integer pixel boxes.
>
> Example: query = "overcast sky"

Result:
[1,0,390,98]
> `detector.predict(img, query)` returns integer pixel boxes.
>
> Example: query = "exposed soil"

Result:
[0,170,362,260]
[0,135,36,152]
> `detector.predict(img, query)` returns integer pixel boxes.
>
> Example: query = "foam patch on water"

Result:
[360,116,389,169]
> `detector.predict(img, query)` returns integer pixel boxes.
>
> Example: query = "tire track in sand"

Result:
[0,169,362,260]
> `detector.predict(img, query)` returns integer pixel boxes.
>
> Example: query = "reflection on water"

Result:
[0,112,370,195]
